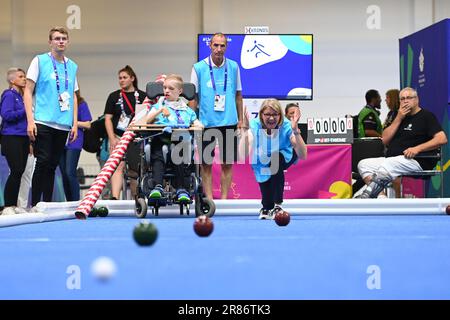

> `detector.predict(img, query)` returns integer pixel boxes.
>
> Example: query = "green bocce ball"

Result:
[89,207,98,218]
[97,206,109,217]
[133,222,158,246]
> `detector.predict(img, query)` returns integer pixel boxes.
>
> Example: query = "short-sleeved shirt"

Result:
[27,53,79,131]
[191,56,242,128]
[358,105,382,137]
[250,117,295,183]
[190,57,242,92]
[386,108,443,170]
[66,101,93,150]
[27,54,79,91]
[104,89,147,137]
[152,98,197,127]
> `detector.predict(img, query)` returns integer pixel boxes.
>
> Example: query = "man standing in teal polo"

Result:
[190,33,244,199]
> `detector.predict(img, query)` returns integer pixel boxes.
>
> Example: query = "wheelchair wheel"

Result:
[195,197,216,217]
[140,175,153,196]
[135,198,148,218]
[191,173,200,193]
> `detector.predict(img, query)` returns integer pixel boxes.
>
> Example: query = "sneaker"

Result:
[149,185,164,199]
[352,184,367,198]
[176,189,190,202]
[1,207,17,216]
[270,205,284,220]
[258,208,271,220]
[355,192,370,199]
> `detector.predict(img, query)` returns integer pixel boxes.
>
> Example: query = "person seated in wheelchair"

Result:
[144,74,203,202]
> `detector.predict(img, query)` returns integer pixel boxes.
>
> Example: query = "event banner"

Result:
[212,144,352,199]
[399,18,450,197]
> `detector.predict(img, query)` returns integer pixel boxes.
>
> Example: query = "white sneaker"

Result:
[258,208,271,220]
[269,205,284,220]
[1,207,17,216]
[353,185,367,198]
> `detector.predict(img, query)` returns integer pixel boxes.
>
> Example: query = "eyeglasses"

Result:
[52,37,68,42]
[262,113,280,118]
[400,96,417,101]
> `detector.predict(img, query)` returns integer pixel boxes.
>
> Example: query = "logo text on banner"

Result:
[244,26,270,34]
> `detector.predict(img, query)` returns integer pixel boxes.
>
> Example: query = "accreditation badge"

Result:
[59,91,70,111]
[117,113,131,131]
[213,95,226,112]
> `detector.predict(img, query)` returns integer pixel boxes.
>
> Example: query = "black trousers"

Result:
[1,135,29,207]
[32,124,69,206]
[258,152,297,210]
[150,135,192,190]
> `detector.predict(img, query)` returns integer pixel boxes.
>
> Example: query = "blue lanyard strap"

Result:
[50,54,68,95]
[208,56,227,93]
[174,110,185,125]
[162,99,185,125]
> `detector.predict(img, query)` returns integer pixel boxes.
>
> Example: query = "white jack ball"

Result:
[91,256,117,281]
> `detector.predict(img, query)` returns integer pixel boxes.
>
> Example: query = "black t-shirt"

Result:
[104,89,147,136]
[386,108,442,170]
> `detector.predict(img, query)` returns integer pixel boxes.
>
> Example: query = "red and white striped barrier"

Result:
[75,129,136,220]
[75,74,166,220]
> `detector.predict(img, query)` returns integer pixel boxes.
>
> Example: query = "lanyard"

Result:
[50,54,68,95]
[120,90,135,114]
[174,110,185,125]
[208,56,227,93]
[162,99,185,125]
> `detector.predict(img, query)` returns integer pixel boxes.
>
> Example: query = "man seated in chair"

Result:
[144,74,203,202]
[356,87,447,198]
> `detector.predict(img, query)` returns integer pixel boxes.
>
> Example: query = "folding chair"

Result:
[400,147,443,198]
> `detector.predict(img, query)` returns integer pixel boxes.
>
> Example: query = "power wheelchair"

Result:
[128,81,216,218]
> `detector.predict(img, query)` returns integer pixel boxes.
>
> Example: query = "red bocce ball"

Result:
[274,210,290,226]
[194,215,214,237]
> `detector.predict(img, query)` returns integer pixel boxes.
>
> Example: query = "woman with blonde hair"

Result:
[239,99,307,219]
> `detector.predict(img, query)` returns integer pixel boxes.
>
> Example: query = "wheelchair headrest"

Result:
[146,82,196,101]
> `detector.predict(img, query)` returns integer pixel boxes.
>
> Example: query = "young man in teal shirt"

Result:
[24,26,79,207]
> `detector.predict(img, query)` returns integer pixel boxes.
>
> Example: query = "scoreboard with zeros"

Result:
[306,117,354,144]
